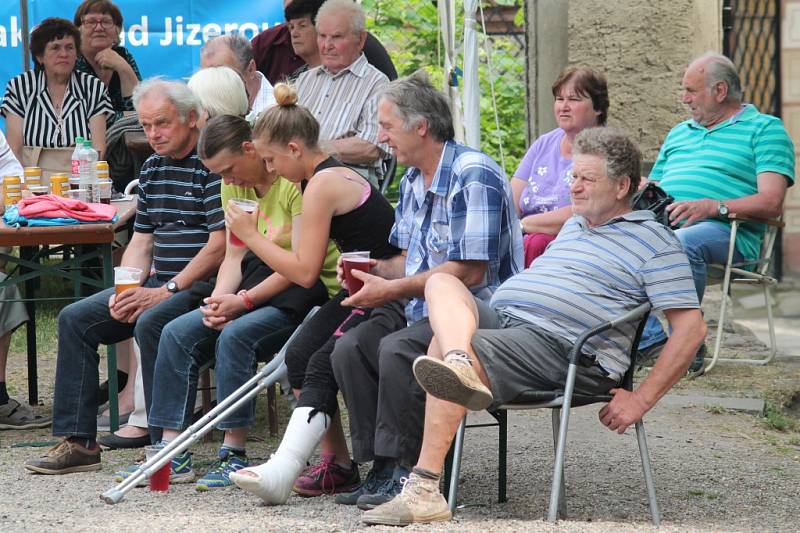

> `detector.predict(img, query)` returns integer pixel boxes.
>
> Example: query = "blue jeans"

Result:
[639,221,743,349]
[52,277,200,439]
[147,305,296,431]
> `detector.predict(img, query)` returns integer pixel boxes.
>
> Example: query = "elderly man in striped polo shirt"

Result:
[24,78,226,475]
[637,53,795,373]
[360,128,707,526]
[295,0,388,185]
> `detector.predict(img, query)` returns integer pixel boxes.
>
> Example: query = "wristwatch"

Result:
[717,202,730,218]
[166,280,179,293]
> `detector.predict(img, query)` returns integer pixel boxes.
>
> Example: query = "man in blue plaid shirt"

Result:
[329,73,523,510]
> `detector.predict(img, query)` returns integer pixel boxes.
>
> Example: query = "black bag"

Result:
[632,182,675,228]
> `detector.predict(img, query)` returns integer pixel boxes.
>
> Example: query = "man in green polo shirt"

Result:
[638,52,795,373]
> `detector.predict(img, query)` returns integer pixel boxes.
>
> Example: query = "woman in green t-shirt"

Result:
[121,115,333,491]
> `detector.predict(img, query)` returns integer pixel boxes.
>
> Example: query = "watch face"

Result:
[167,281,178,292]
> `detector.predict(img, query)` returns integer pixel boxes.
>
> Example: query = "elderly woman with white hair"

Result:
[188,66,250,127]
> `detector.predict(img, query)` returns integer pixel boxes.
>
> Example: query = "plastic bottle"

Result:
[80,139,99,202]
[70,136,85,187]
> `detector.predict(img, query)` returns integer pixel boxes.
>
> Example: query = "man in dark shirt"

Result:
[252,0,397,84]
[23,78,225,475]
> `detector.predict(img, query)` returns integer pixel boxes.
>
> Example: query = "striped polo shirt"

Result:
[491,211,698,376]
[296,53,389,164]
[134,150,225,280]
[1,69,113,148]
[650,104,795,261]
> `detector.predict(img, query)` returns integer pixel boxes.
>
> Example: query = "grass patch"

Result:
[763,402,796,432]
[705,404,726,415]
[688,489,721,500]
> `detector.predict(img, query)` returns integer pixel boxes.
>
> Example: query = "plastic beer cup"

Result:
[228,198,258,247]
[341,251,371,295]
[114,266,142,296]
[144,445,170,492]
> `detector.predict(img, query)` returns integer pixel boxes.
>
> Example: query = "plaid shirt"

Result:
[390,140,524,323]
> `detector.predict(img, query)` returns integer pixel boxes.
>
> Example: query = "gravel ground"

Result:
[1,293,799,532]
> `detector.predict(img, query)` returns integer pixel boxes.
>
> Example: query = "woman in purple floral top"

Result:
[511,66,608,266]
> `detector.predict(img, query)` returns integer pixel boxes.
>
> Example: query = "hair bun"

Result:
[273,83,299,107]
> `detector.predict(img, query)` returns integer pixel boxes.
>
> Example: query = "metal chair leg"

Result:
[635,420,661,526]
[550,408,567,519]
[497,410,507,503]
[763,283,778,364]
[447,417,467,515]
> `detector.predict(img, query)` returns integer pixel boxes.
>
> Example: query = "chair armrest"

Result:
[567,302,652,365]
[728,213,784,228]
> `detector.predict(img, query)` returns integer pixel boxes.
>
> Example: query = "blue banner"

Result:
[0,0,284,128]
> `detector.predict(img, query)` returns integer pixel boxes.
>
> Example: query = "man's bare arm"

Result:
[325,137,381,165]
[342,259,487,308]
[599,307,706,433]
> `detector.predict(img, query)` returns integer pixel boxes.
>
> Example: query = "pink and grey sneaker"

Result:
[292,452,361,497]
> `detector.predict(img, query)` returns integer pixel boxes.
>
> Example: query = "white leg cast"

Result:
[229,407,329,504]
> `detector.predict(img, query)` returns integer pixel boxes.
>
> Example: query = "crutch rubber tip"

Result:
[101,489,124,505]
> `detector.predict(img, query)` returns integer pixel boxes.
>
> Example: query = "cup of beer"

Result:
[341,251,371,295]
[228,198,258,247]
[114,266,142,296]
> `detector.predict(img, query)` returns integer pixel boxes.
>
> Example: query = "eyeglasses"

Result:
[82,17,115,29]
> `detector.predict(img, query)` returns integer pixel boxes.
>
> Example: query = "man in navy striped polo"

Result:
[361,128,707,527]
[637,53,794,373]
[25,79,226,475]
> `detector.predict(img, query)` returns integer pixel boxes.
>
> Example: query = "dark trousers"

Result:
[52,277,200,439]
[286,289,373,417]
[331,299,431,465]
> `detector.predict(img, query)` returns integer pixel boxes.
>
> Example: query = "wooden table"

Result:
[0,199,137,430]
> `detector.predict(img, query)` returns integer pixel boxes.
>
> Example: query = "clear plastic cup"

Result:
[341,251,371,295]
[113,266,143,296]
[66,189,88,202]
[28,185,49,196]
[97,179,113,204]
[144,445,170,492]
[228,198,258,247]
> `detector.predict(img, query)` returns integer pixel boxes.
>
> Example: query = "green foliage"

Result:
[364,0,527,177]
[764,402,795,432]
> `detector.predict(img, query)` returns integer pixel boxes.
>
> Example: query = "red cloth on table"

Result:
[17,194,117,222]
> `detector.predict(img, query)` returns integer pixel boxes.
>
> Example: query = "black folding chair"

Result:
[378,154,398,196]
[445,303,660,525]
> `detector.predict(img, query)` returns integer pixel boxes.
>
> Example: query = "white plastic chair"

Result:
[703,213,784,374]
[123,178,139,196]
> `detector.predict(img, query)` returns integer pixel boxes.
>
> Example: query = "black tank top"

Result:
[303,157,400,260]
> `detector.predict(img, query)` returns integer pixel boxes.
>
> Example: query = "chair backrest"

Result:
[754,216,781,277]
[123,179,140,196]
[378,154,398,196]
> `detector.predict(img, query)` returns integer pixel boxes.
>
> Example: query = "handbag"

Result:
[631,182,675,228]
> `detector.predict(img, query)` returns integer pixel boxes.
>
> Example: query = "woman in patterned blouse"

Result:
[73,0,142,125]
[1,17,113,161]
